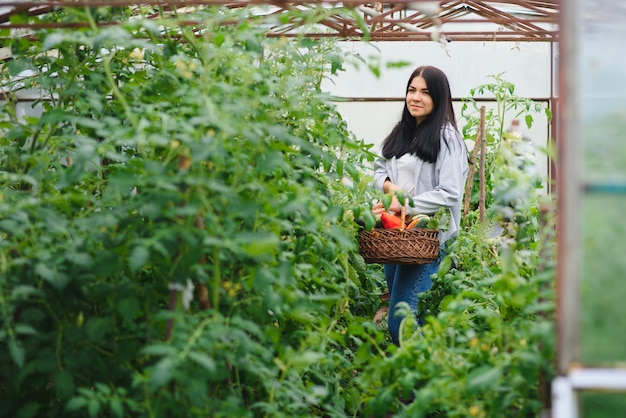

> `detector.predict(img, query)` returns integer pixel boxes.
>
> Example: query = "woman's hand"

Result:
[372,179,404,217]
[372,201,386,217]
[372,194,403,216]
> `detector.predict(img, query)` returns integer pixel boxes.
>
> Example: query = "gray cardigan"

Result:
[373,123,469,244]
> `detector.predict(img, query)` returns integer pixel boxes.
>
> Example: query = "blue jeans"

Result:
[384,250,444,345]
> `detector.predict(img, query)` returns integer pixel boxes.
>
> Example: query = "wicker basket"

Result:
[358,205,439,264]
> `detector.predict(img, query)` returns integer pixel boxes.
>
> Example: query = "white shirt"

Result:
[373,123,469,244]
[396,153,419,196]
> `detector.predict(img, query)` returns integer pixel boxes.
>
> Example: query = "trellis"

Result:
[0,1,558,42]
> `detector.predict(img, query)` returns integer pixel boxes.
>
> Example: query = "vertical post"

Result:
[549,39,558,194]
[463,120,482,216]
[478,106,486,223]
[552,377,578,418]
[557,0,582,375]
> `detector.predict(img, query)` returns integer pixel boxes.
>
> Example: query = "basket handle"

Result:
[399,203,406,231]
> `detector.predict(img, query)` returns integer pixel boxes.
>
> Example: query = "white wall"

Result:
[323,40,555,185]
[323,40,553,99]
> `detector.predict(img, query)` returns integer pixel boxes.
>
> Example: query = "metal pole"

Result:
[556,0,582,375]
[552,377,578,418]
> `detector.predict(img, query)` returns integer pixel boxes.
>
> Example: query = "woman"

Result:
[372,66,469,345]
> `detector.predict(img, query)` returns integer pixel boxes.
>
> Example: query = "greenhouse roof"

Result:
[0,1,558,42]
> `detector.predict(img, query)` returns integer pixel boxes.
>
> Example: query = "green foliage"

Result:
[0,5,382,417]
[352,76,557,417]
[460,73,552,212]
[1,5,556,417]
[353,196,556,417]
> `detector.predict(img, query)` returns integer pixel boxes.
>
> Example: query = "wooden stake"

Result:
[478,106,487,223]
[463,106,487,218]
[463,121,482,216]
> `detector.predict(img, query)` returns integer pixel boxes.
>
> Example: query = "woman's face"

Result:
[406,75,434,123]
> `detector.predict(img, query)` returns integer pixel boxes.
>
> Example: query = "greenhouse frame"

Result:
[1,1,625,417]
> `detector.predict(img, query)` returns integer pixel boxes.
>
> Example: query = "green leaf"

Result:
[42,32,66,50]
[214,32,225,47]
[285,350,324,371]
[94,26,133,49]
[14,324,38,336]
[141,344,179,357]
[94,382,111,395]
[386,60,411,69]
[65,249,94,267]
[110,397,124,418]
[65,397,87,412]
[87,399,100,418]
[9,12,29,24]
[368,64,381,78]
[438,255,452,276]
[234,232,279,257]
[467,366,502,390]
[525,114,534,128]
[287,308,316,324]
[16,402,39,418]
[85,317,113,342]
[330,54,343,75]
[9,340,25,368]
[298,37,317,48]
[188,351,217,372]
[10,285,43,300]
[35,263,68,289]
[381,194,392,211]
[40,108,69,126]
[394,191,405,206]
[362,209,376,230]
[129,245,150,273]
[151,357,175,389]
[6,58,30,76]
[117,297,140,323]
[54,371,75,399]
[203,236,225,248]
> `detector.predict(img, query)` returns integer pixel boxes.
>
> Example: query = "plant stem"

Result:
[0,85,19,123]
[103,53,136,128]
[143,377,156,418]
[56,324,64,369]
[0,274,19,365]
[212,246,220,312]
[178,316,211,360]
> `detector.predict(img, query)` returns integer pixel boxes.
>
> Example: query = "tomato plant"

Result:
[0,6,382,418]
[0,5,556,418]
[352,75,556,417]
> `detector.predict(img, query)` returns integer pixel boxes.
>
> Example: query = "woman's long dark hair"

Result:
[381,66,456,163]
